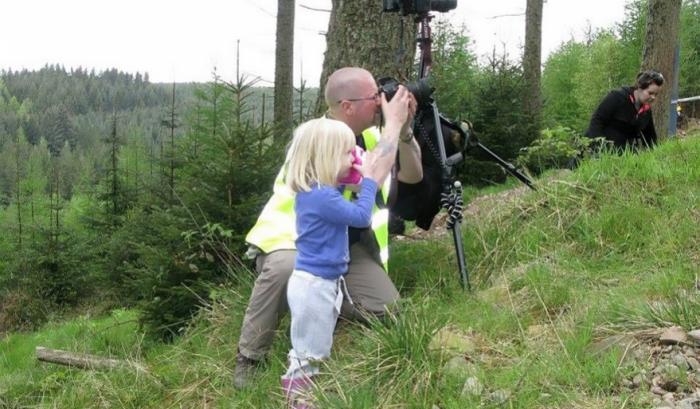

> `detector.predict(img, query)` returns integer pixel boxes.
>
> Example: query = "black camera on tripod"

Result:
[382,0,457,15]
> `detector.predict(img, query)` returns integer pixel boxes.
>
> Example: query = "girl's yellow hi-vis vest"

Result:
[244,127,391,271]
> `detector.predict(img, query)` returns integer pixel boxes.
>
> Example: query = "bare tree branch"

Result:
[489,13,525,19]
[300,4,331,12]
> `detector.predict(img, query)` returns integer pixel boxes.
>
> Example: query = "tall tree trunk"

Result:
[315,0,417,115]
[14,132,23,250]
[54,162,60,238]
[523,0,543,130]
[296,78,307,123]
[193,106,200,157]
[49,157,61,248]
[169,82,176,202]
[261,93,267,124]
[134,136,139,201]
[274,0,295,141]
[641,0,682,139]
[29,155,35,245]
[110,113,119,218]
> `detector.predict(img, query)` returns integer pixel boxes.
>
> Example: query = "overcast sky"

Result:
[1,0,629,86]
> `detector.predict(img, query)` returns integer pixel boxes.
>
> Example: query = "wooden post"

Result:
[36,346,148,373]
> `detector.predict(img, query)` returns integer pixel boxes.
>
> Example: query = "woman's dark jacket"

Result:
[585,86,657,148]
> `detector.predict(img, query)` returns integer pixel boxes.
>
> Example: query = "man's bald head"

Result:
[325,67,376,109]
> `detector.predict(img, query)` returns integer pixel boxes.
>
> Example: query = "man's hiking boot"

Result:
[233,353,260,389]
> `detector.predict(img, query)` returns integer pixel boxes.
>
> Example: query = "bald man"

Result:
[325,67,422,184]
[233,67,421,388]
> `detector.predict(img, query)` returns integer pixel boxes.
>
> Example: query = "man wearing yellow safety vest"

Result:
[234,67,422,388]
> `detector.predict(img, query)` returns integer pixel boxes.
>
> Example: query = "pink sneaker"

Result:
[280,377,314,409]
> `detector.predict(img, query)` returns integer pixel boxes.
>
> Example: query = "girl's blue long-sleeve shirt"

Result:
[294,178,378,279]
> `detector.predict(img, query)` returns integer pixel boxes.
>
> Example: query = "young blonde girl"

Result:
[281,118,378,408]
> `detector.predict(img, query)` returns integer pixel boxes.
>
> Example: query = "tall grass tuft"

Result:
[608,290,700,331]
[314,299,447,408]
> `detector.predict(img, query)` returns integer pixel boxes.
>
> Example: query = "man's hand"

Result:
[401,93,417,137]
[381,86,412,139]
[395,92,422,183]
[359,86,411,186]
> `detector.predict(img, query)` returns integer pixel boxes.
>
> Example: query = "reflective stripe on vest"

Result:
[244,166,297,252]
[246,127,390,271]
[360,127,390,271]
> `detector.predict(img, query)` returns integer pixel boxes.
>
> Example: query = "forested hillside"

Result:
[1,65,193,151]
[0,66,317,203]
[0,66,317,338]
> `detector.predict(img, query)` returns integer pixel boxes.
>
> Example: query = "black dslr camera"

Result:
[382,0,457,15]
[378,77,434,107]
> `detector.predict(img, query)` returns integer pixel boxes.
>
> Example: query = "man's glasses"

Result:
[338,92,380,104]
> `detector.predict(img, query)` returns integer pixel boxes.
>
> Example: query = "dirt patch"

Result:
[395,184,534,243]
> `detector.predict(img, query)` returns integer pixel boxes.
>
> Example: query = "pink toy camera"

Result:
[337,146,364,185]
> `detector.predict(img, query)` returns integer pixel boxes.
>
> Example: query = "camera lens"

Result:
[406,77,434,106]
[378,77,434,106]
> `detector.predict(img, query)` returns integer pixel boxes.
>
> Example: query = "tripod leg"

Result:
[451,217,469,290]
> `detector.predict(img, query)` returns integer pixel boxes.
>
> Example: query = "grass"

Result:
[2,132,700,408]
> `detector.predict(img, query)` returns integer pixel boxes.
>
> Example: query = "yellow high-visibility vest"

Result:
[245,127,391,271]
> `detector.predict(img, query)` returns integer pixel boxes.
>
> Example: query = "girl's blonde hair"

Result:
[286,118,356,192]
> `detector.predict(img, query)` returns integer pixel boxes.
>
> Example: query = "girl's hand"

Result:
[338,146,365,185]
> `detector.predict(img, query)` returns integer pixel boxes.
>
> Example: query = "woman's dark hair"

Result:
[636,70,664,89]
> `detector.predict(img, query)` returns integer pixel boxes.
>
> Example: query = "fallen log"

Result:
[36,346,148,373]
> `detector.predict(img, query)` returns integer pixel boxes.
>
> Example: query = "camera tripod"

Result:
[411,11,536,291]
